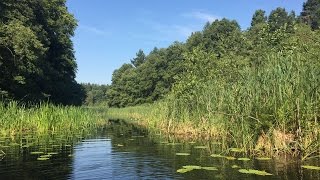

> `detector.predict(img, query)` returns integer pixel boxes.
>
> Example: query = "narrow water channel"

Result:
[0,120,319,179]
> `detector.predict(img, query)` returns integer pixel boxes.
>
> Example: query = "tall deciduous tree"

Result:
[0,0,84,105]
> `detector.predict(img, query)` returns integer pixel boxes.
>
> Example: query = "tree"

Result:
[202,18,245,57]
[131,49,146,67]
[300,0,320,30]
[268,8,295,32]
[0,0,83,105]
[251,9,267,27]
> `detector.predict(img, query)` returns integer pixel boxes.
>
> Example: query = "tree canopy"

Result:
[0,0,85,105]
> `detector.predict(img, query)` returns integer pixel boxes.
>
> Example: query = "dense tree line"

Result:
[107,0,320,108]
[0,0,85,105]
[81,83,109,106]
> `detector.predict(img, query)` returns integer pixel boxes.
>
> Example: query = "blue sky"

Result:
[66,0,306,85]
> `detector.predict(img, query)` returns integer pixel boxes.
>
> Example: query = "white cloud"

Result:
[79,24,110,37]
[183,11,221,22]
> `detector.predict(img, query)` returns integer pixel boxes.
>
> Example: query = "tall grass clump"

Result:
[0,102,108,137]
[164,47,320,158]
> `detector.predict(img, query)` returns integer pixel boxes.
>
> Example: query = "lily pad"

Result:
[202,167,218,171]
[37,157,49,161]
[47,152,58,155]
[256,157,272,161]
[210,154,225,158]
[301,165,320,170]
[238,169,272,176]
[117,144,124,147]
[176,153,190,156]
[225,156,237,160]
[30,151,44,155]
[194,146,208,149]
[177,168,193,173]
[230,148,244,152]
[182,165,202,170]
[65,144,72,147]
[238,158,250,161]
[21,145,30,148]
[232,165,241,169]
[40,154,52,158]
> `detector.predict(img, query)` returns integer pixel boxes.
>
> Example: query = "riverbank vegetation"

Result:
[106,1,320,159]
[0,102,108,137]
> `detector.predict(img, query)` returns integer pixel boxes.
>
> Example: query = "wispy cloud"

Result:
[134,19,197,43]
[79,24,110,37]
[183,11,221,22]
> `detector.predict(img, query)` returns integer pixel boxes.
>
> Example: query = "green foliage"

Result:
[131,49,146,67]
[300,0,320,30]
[251,9,267,27]
[81,83,109,106]
[0,102,108,136]
[0,0,84,105]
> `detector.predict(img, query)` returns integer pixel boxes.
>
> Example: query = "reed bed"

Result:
[107,52,320,160]
[0,102,108,137]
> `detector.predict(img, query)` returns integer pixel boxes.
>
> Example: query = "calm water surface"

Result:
[0,120,319,180]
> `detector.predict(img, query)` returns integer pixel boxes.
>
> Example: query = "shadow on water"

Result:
[0,119,319,179]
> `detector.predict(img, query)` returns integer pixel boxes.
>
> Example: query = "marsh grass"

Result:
[0,102,108,137]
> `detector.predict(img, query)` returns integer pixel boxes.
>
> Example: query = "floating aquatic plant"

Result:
[40,154,52,158]
[177,168,193,173]
[176,153,190,156]
[202,167,218,171]
[194,146,208,149]
[117,144,124,147]
[229,148,244,152]
[30,152,44,155]
[225,156,236,160]
[37,157,49,161]
[301,165,320,170]
[177,165,218,173]
[210,154,225,158]
[232,165,240,169]
[256,157,271,161]
[182,165,202,170]
[238,158,250,161]
[238,169,272,176]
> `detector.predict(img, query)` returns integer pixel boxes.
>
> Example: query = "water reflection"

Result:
[0,120,319,180]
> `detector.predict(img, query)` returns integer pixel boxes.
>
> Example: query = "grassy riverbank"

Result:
[0,102,108,137]
[107,100,320,160]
